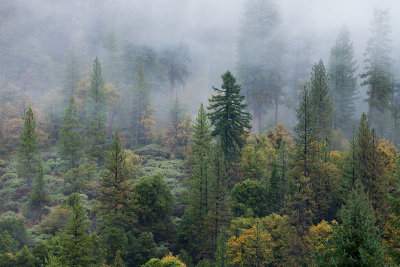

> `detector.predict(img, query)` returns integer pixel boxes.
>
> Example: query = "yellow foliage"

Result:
[161,252,186,266]
[227,225,274,266]
[306,220,336,256]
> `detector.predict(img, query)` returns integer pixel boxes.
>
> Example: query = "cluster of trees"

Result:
[2,1,400,267]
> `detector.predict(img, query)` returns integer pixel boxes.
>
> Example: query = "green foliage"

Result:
[361,9,393,136]
[323,182,384,266]
[60,194,93,267]
[25,161,50,222]
[134,175,175,242]
[328,27,358,135]
[208,71,252,162]
[0,211,28,249]
[129,232,158,266]
[87,57,107,166]
[17,107,38,187]
[231,179,267,217]
[0,230,18,254]
[63,162,98,197]
[132,62,151,147]
[310,59,334,140]
[59,96,82,168]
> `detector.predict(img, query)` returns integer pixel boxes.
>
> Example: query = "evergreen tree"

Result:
[179,104,213,260]
[99,132,134,228]
[60,194,92,267]
[204,144,230,257]
[294,87,317,177]
[310,59,334,142]
[87,57,107,165]
[327,183,384,266]
[208,71,252,162]
[26,161,49,222]
[133,175,175,242]
[164,97,186,157]
[132,62,150,147]
[17,107,38,187]
[191,103,212,222]
[237,0,284,131]
[328,28,358,135]
[361,8,393,136]
[59,96,82,168]
[267,162,281,213]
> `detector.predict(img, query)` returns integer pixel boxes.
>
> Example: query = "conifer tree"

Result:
[61,194,92,267]
[208,71,252,162]
[132,62,150,147]
[267,162,281,213]
[179,104,213,260]
[294,87,317,177]
[26,161,49,222]
[328,28,358,135]
[17,107,38,187]
[310,59,334,141]
[361,8,393,136]
[328,182,384,266]
[191,103,212,220]
[59,96,82,168]
[204,143,230,257]
[87,57,107,165]
[99,132,134,231]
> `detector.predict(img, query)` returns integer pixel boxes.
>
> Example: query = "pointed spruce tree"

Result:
[179,103,213,260]
[208,71,252,163]
[328,27,358,135]
[60,194,92,267]
[99,132,134,262]
[328,182,384,266]
[310,59,334,142]
[26,161,49,222]
[87,57,107,165]
[361,8,393,136]
[132,62,150,147]
[17,107,38,187]
[59,96,82,168]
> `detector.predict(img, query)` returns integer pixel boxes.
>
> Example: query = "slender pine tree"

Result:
[328,28,358,135]
[208,71,252,162]
[26,161,49,222]
[17,107,38,187]
[59,96,82,168]
[60,194,92,267]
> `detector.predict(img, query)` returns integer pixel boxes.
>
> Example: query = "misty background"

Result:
[1,0,399,132]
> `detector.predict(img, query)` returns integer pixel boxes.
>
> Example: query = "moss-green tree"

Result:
[328,28,358,135]
[25,161,49,222]
[133,175,175,242]
[17,107,38,187]
[310,59,334,142]
[208,71,252,162]
[87,57,107,165]
[325,183,384,266]
[59,96,82,168]
[60,194,92,267]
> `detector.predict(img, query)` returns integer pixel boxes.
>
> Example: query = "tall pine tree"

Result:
[326,182,384,266]
[87,57,107,165]
[60,194,92,267]
[25,161,49,222]
[361,8,393,136]
[310,59,334,142]
[59,96,82,168]
[328,27,358,135]
[17,107,38,187]
[208,71,252,162]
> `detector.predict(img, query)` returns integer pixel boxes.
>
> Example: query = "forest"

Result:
[1,0,400,266]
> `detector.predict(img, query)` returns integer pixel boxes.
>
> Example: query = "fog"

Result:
[1,0,400,131]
